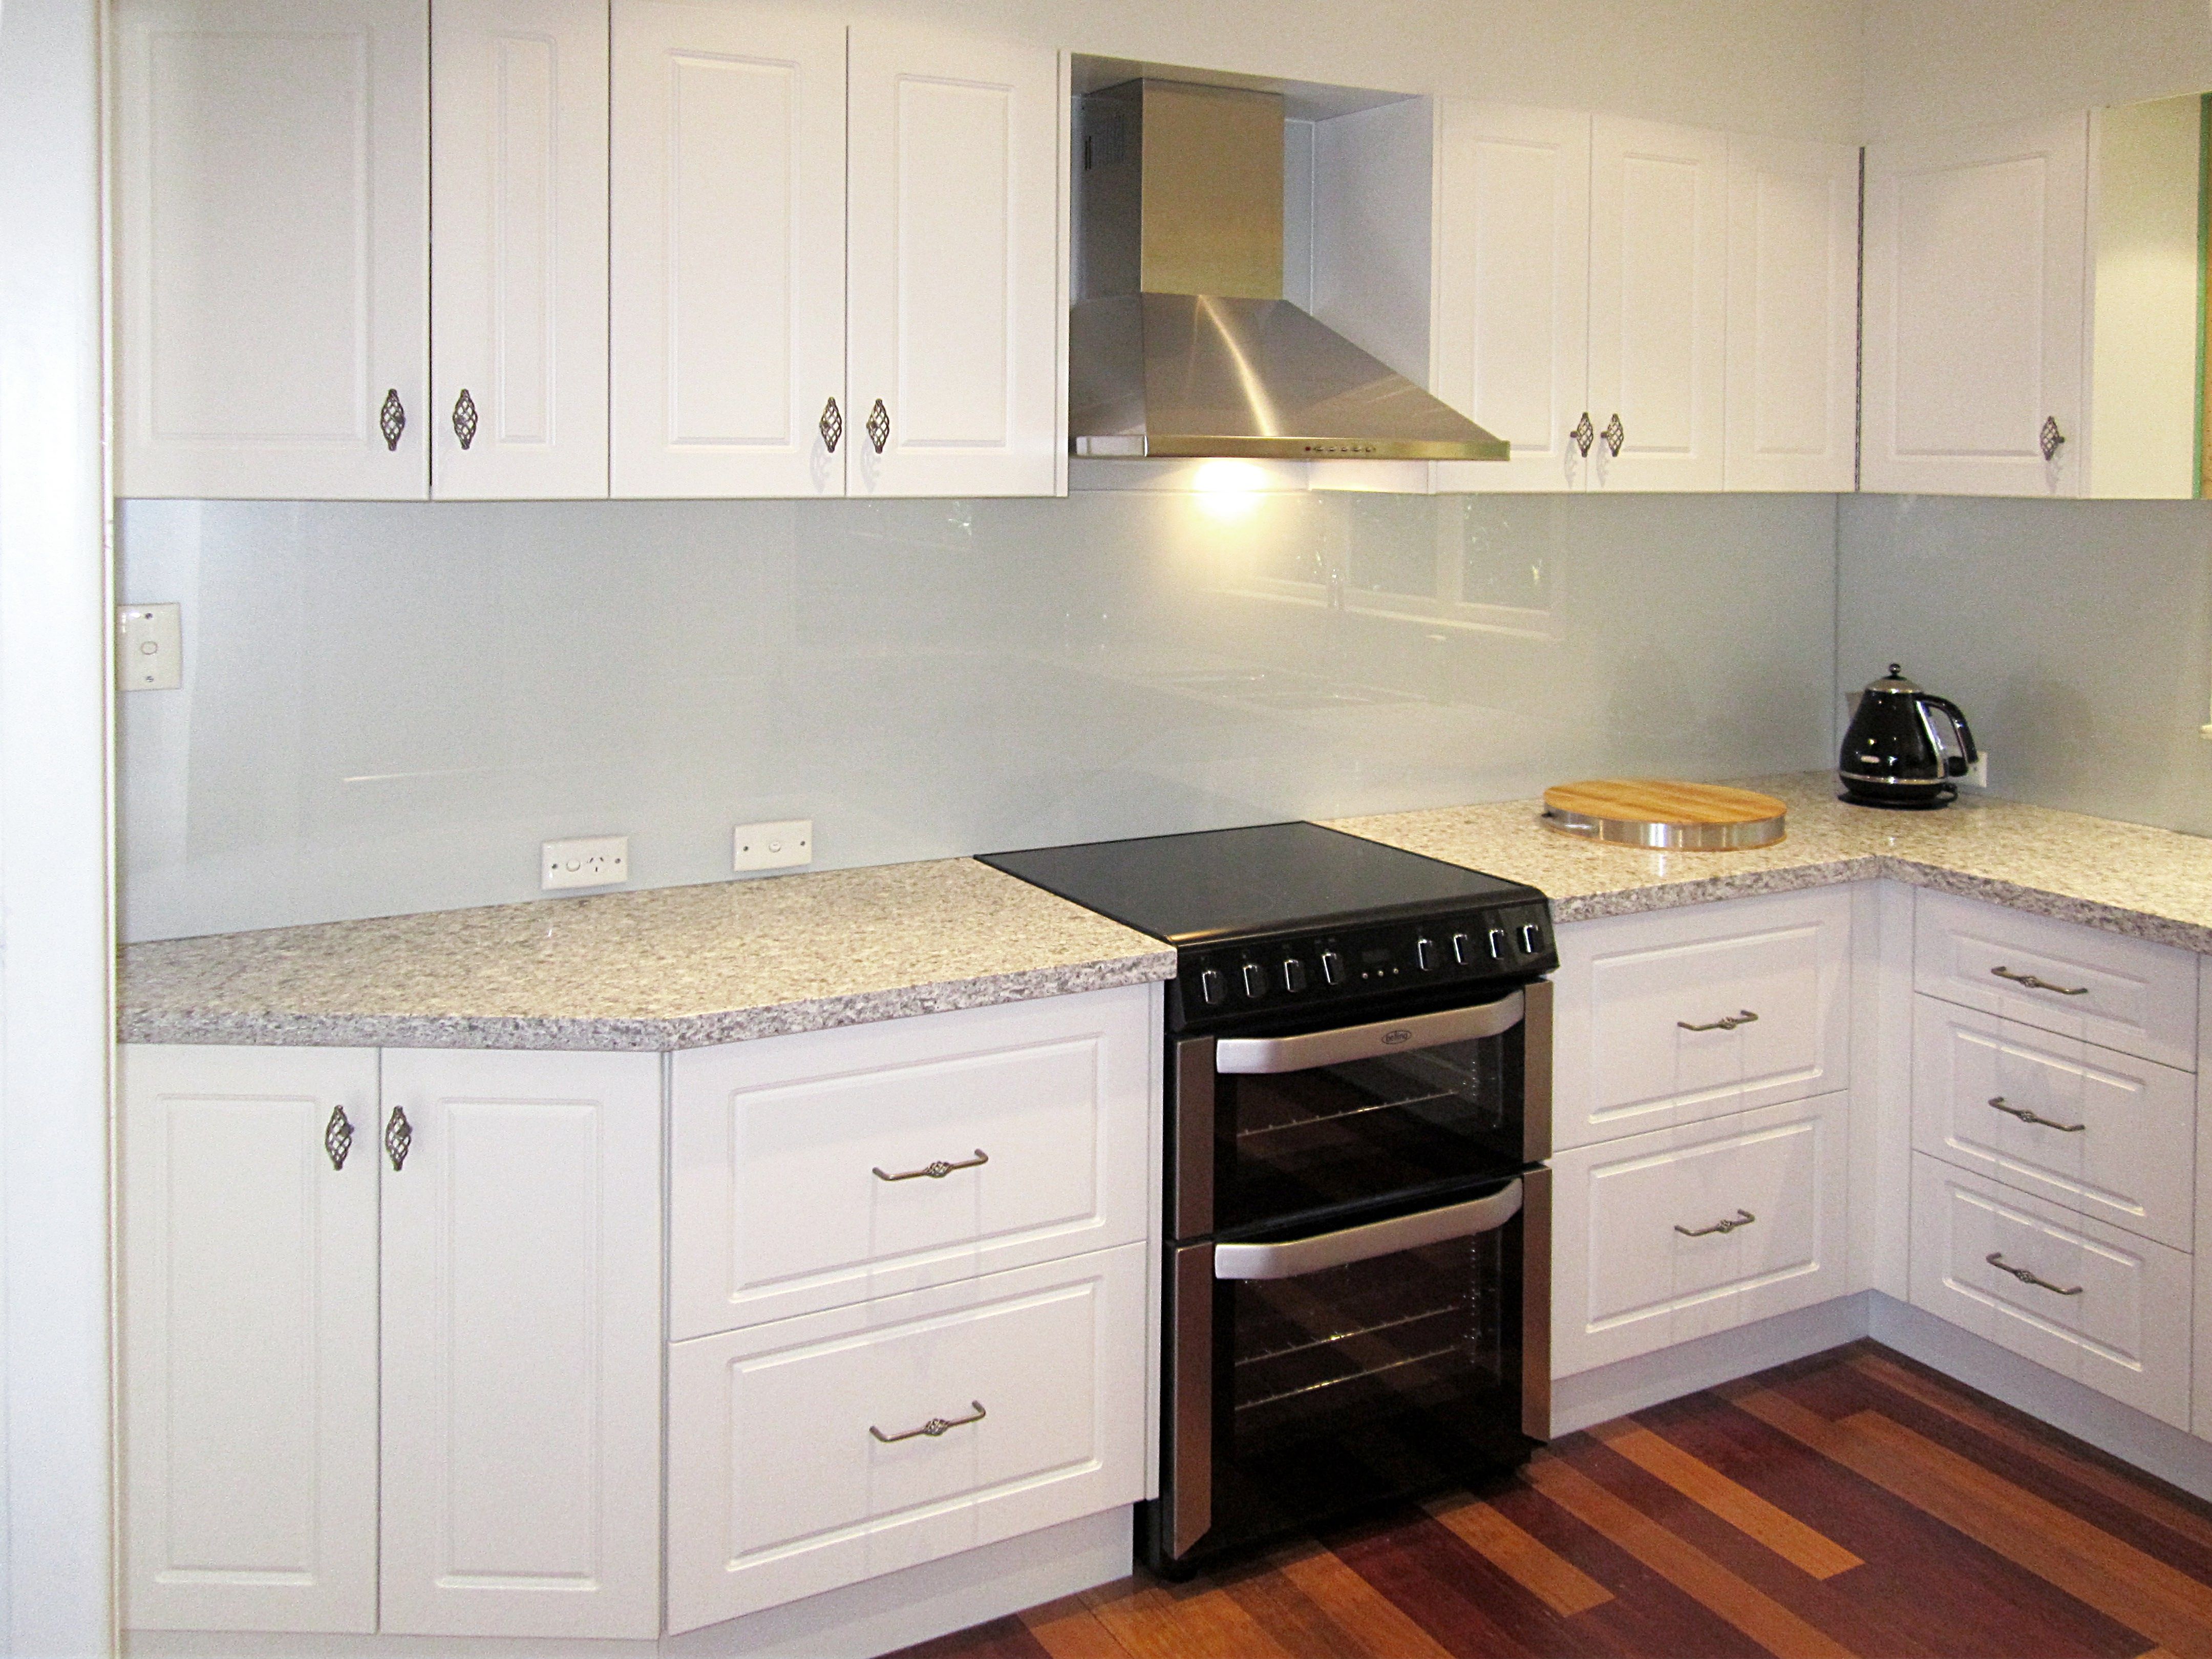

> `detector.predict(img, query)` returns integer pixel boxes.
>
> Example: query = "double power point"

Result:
[539,820,814,894]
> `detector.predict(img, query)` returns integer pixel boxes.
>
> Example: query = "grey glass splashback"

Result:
[118,491,1836,941]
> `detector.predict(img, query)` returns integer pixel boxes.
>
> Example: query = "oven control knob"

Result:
[1520,923,1544,954]
[1451,931,1475,965]
[1240,962,1267,999]
[1319,949,1345,986]
[1487,927,1507,960]
[1415,937,1439,971]
[1197,968,1226,1007]
[1281,959,1308,993]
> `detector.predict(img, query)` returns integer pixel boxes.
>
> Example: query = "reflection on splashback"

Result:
[117,491,1836,940]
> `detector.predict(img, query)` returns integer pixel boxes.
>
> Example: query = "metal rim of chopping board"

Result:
[1540,780,1788,851]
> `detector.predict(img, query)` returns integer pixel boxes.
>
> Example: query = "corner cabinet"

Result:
[120,1044,663,1639]
[1862,113,2090,497]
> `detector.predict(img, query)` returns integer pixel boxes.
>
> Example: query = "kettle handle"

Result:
[1922,694,1979,774]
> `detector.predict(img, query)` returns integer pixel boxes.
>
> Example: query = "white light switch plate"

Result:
[542,835,629,890]
[734,819,812,873]
[118,603,182,691]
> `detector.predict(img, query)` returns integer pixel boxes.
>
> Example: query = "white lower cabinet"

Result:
[667,1241,1148,1632]
[377,1050,664,1638]
[1910,1154,2191,1427]
[1912,996,2195,1250]
[121,1046,381,1634]
[120,1044,663,1640]
[1550,1091,1849,1375]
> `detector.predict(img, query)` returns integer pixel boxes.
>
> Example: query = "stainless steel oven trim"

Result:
[1213,1178,1523,1280]
[1212,987,1525,1075]
[1522,977,1553,1165]
[1174,1038,1216,1239]
[1520,1164,1552,1441]
[1168,1243,1215,1558]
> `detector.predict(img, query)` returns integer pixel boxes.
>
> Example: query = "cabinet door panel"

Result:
[611,0,846,497]
[1550,1093,1849,1376]
[1911,1154,2188,1426]
[1431,103,1591,493]
[114,0,428,499]
[432,0,608,498]
[378,1050,661,1639]
[1725,134,1858,492]
[1586,117,1727,491]
[846,24,1060,497]
[1863,113,2088,496]
[121,1046,380,1633]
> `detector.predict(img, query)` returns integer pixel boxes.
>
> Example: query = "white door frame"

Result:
[0,0,118,1653]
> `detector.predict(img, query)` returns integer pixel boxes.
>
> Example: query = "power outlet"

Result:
[542,835,630,891]
[118,603,183,691]
[1962,751,1991,791]
[734,819,812,873]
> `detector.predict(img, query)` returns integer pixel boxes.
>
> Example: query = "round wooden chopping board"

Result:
[1541,779,1787,850]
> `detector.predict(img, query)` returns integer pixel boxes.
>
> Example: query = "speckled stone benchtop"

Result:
[119,857,1178,1051]
[1334,772,2212,954]
[123,773,2212,1052]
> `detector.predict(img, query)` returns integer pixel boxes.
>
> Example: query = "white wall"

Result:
[0,0,116,1654]
[1864,0,2212,138]
[834,0,1868,142]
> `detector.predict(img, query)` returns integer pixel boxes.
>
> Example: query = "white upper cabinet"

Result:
[1430,102,1593,493]
[1725,134,1859,492]
[432,0,609,499]
[377,1049,663,1640]
[1863,112,2089,496]
[609,0,848,498]
[114,0,430,499]
[121,1046,381,1634]
[1585,117,1729,492]
[844,24,1063,497]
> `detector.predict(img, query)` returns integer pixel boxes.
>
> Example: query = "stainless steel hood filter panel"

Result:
[1070,79,1506,463]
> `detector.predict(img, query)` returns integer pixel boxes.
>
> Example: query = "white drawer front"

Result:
[666,1242,1147,1631]
[1912,997,2195,1250]
[1553,887,1851,1148]
[1550,1092,1849,1376]
[1913,890,2197,1070]
[1910,1155,2190,1427]
[671,985,1157,1337]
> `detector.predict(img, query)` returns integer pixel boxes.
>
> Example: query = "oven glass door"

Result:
[1206,1001,1529,1233]
[1195,1182,1530,1561]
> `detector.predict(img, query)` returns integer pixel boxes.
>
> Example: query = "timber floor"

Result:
[890,1339,2212,1659]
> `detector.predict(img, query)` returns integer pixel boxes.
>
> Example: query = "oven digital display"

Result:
[1360,948,1392,965]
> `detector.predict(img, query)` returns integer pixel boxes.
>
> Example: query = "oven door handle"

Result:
[1214,1180,1524,1280]
[1213,988,1525,1075]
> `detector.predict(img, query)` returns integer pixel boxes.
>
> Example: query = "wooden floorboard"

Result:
[889,1339,2207,1659]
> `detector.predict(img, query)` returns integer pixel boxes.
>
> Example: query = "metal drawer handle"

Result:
[452,388,479,450]
[1678,1009,1758,1032]
[866,398,890,454]
[384,1106,413,1171]
[1601,413,1625,457]
[1675,1208,1755,1238]
[1215,1180,1523,1280]
[378,389,406,451]
[1991,965,2089,996]
[819,396,843,452]
[1988,1096,2085,1133]
[870,1400,986,1443]
[1988,1251,2082,1296]
[2040,416,2066,461]
[325,1105,355,1171]
[1570,412,1595,457]
[873,1148,988,1182]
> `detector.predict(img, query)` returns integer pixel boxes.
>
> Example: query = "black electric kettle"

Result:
[1839,665,1978,809]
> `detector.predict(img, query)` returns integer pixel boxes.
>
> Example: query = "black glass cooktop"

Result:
[979,821,1537,947]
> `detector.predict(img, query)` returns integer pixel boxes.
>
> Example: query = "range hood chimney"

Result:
[1069,79,1508,463]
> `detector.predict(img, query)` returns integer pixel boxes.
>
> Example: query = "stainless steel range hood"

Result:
[1070,79,1507,463]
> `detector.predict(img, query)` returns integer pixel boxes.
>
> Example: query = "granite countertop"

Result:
[119,857,1178,1051]
[122,773,2212,1051]
[1333,772,2212,954]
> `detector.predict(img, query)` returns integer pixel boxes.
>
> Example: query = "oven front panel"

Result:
[1150,1184,1536,1570]
[1206,1028,1526,1233]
